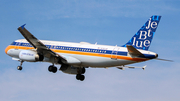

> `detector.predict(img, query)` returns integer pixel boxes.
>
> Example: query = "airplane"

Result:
[5,15,166,81]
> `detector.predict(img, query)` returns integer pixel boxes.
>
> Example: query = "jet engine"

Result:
[19,50,44,62]
[60,64,85,75]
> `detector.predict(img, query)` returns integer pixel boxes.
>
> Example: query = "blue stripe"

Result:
[11,41,128,56]
[11,41,156,59]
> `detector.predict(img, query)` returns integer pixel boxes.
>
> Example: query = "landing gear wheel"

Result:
[52,67,57,73]
[48,65,53,72]
[17,66,22,70]
[76,74,81,80]
[76,74,85,81]
[48,65,57,73]
[80,75,85,81]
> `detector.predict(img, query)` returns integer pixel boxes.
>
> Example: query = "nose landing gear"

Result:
[17,61,24,70]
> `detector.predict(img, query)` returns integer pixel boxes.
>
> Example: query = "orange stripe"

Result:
[52,49,148,62]
[5,45,34,54]
[5,45,149,62]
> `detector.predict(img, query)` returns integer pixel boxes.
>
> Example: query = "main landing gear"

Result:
[48,65,57,73]
[76,74,85,81]
[76,67,86,81]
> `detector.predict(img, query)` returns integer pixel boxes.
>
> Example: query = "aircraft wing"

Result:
[18,24,67,63]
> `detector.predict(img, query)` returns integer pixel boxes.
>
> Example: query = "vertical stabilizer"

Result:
[123,15,161,50]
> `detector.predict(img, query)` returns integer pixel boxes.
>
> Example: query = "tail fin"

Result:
[123,15,161,50]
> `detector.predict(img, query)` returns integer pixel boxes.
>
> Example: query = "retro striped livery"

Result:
[5,16,162,81]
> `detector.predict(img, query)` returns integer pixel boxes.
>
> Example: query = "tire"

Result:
[52,67,57,73]
[17,66,22,70]
[80,75,85,81]
[76,74,81,80]
[48,65,53,72]
[76,74,85,81]
[81,67,86,74]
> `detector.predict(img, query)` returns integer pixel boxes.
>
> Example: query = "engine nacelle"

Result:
[19,50,44,62]
[60,64,85,75]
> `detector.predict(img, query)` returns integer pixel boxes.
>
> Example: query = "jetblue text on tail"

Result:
[124,15,161,50]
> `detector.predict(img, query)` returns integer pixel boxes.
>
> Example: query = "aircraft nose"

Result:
[5,45,12,55]
[5,46,9,54]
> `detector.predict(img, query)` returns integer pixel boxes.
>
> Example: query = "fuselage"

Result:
[5,39,157,68]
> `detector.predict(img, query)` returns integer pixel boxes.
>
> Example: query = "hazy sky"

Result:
[1,0,180,101]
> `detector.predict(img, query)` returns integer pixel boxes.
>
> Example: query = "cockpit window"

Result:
[10,42,15,45]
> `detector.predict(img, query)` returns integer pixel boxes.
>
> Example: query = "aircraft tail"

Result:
[122,15,161,50]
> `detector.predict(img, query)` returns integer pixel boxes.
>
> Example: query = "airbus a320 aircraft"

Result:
[5,15,166,81]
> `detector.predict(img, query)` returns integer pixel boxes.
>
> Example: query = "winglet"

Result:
[21,24,26,29]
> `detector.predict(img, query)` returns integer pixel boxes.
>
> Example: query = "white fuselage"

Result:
[5,39,157,68]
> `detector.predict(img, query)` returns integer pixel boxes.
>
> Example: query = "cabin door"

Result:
[111,45,119,59]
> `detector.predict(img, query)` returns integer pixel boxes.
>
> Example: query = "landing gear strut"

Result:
[48,65,57,73]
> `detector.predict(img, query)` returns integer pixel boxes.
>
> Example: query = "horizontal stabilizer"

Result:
[155,58,173,62]
[117,65,146,70]
[126,45,144,57]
